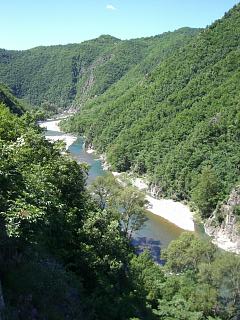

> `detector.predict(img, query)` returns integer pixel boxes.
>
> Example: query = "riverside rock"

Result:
[205,186,240,254]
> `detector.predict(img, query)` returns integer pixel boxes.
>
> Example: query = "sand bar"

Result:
[39,120,77,150]
[113,172,195,231]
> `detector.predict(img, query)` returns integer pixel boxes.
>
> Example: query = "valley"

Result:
[0,3,240,319]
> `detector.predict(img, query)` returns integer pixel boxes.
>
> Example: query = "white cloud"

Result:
[106,4,116,11]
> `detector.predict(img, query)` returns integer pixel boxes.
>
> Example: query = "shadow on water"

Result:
[132,210,183,264]
[46,131,186,263]
[131,237,164,264]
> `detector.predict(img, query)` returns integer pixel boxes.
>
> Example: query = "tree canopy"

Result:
[62,4,240,222]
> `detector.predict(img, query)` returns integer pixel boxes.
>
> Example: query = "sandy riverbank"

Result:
[145,196,194,231]
[39,120,77,150]
[112,172,195,231]
[39,119,61,132]
[39,123,195,231]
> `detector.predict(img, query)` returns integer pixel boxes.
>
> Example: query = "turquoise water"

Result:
[46,130,184,261]
[69,137,106,184]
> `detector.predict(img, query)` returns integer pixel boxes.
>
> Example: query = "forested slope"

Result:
[0,83,25,115]
[0,47,240,319]
[63,4,240,224]
[0,89,142,319]
[0,29,199,110]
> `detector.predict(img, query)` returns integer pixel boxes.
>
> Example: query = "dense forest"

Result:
[0,28,200,111]
[61,4,240,227]
[0,3,240,319]
[0,85,240,320]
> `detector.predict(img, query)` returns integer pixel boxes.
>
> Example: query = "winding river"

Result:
[45,127,184,263]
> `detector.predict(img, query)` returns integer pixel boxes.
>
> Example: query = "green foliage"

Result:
[117,187,148,238]
[89,173,120,209]
[157,232,240,319]
[0,102,89,318]
[64,4,240,221]
[127,232,240,320]
[0,101,150,319]
[130,251,164,306]
[89,173,149,239]
[191,167,222,218]
[233,205,240,217]
[89,174,148,238]
[0,83,25,115]
[1,5,240,320]
[153,296,203,320]
[162,232,216,273]
[0,30,198,111]
[198,252,240,318]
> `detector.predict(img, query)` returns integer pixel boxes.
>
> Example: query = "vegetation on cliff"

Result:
[0,3,240,319]
[0,80,240,320]
[62,4,240,224]
[0,29,200,111]
[0,81,240,320]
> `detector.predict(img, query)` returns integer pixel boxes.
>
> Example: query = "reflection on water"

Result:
[46,130,185,262]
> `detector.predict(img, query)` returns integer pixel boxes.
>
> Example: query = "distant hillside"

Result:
[0,83,25,115]
[0,29,200,109]
[63,4,240,224]
[1,6,240,319]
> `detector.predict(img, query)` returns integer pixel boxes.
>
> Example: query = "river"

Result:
[45,128,184,263]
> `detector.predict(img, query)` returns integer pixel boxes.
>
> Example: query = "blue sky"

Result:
[1,0,239,50]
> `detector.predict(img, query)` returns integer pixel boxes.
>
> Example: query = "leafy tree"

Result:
[153,296,203,320]
[130,251,165,308]
[198,252,240,319]
[162,232,216,273]
[89,173,119,209]
[191,167,221,218]
[117,187,148,238]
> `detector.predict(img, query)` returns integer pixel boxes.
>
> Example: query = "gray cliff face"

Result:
[205,186,240,254]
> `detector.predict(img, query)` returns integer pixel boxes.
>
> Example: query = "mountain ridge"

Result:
[62,3,240,231]
[1,4,240,319]
[0,28,200,111]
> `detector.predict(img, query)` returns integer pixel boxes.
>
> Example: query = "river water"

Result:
[46,131,183,263]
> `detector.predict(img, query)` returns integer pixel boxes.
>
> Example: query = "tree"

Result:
[198,252,240,319]
[130,251,164,306]
[162,232,216,273]
[89,176,148,239]
[153,296,203,320]
[89,173,120,209]
[191,166,221,218]
[117,187,148,238]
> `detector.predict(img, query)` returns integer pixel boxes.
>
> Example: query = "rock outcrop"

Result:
[205,186,240,254]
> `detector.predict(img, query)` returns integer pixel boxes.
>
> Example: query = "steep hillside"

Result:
[63,5,240,223]
[1,95,240,319]
[0,12,240,320]
[0,83,25,115]
[0,35,120,108]
[0,29,200,110]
